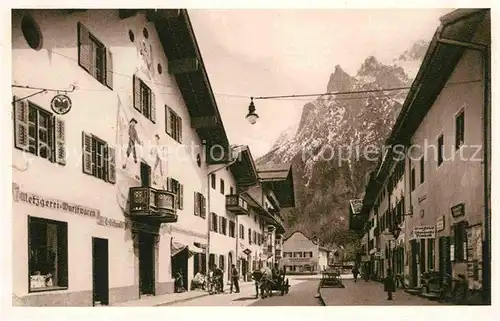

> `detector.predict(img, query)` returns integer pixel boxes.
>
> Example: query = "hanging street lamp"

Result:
[246,97,259,125]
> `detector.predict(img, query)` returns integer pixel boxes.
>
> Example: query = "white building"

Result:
[11,9,296,306]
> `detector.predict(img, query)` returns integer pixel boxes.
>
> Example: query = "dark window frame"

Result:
[437,134,444,166]
[420,157,425,184]
[455,109,465,150]
[28,216,68,293]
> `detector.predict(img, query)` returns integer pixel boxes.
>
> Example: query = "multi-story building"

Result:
[354,9,490,302]
[11,9,296,306]
[281,231,322,274]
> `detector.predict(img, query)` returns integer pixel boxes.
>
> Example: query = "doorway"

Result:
[410,239,418,288]
[140,162,151,187]
[171,248,189,291]
[228,253,233,280]
[92,237,109,306]
[139,232,155,296]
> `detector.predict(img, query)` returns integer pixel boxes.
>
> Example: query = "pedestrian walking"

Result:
[384,268,396,300]
[230,264,240,293]
[251,268,263,298]
[352,265,360,282]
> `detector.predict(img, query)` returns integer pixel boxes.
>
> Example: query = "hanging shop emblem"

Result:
[50,94,72,115]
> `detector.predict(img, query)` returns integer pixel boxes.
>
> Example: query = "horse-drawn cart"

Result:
[260,270,290,298]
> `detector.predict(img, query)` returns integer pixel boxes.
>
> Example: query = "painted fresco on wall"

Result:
[137,30,154,80]
[115,92,168,213]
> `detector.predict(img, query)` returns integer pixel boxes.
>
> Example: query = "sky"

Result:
[189,9,454,158]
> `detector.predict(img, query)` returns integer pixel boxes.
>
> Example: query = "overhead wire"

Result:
[16,49,483,103]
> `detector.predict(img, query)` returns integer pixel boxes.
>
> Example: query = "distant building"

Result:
[281,231,322,274]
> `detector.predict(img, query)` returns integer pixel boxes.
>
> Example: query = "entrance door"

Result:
[228,253,233,280]
[92,237,109,306]
[171,248,189,291]
[140,162,151,187]
[139,232,155,296]
[410,240,418,287]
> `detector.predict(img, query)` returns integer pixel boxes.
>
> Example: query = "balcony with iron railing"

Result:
[225,194,249,215]
[128,187,177,223]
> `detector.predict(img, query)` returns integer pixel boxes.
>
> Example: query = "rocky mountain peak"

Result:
[257,40,428,243]
[327,64,355,93]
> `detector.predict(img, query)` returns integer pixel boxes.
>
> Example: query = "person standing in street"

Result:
[384,268,396,300]
[352,265,360,282]
[251,268,263,298]
[230,264,240,293]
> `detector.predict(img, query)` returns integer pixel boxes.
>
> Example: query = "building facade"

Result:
[281,232,321,274]
[353,9,490,302]
[11,9,295,306]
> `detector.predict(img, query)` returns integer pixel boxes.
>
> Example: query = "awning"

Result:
[190,244,204,254]
[171,240,188,257]
[171,240,205,257]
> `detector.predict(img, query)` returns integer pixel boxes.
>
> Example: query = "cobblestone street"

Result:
[320,279,444,306]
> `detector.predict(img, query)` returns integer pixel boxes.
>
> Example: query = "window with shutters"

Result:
[253,231,257,244]
[229,221,235,238]
[220,217,227,235]
[81,132,116,184]
[220,179,224,195]
[229,186,234,195]
[210,213,218,232]
[165,106,182,143]
[77,22,113,89]
[248,228,252,244]
[211,173,216,190]
[13,99,66,165]
[133,75,155,123]
[194,192,206,218]
[167,178,183,210]
[239,224,244,240]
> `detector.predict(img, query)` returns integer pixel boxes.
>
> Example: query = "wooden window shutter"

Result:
[165,105,171,135]
[54,117,66,165]
[201,196,206,219]
[105,48,113,89]
[150,90,156,123]
[78,22,92,73]
[165,105,172,135]
[194,192,200,216]
[179,184,184,209]
[13,97,29,151]
[133,75,141,112]
[178,116,183,142]
[82,132,93,174]
[107,145,116,184]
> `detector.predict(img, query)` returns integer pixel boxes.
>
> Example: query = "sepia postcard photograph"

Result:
[2,1,496,320]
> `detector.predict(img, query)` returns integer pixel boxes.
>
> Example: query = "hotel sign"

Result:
[289,257,312,263]
[412,225,436,239]
[13,183,100,218]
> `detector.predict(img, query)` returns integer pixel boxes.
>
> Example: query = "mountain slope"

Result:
[257,41,428,244]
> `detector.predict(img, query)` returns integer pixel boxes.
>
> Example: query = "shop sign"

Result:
[97,216,126,229]
[436,216,445,231]
[412,225,436,239]
[12,183,100,218]
[451,203,465,218]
